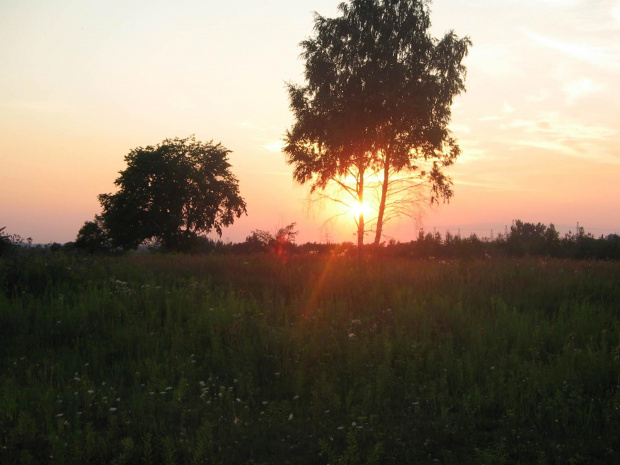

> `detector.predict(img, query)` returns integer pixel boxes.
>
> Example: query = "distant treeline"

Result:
[2,220,619,260]
[226,220,620,260]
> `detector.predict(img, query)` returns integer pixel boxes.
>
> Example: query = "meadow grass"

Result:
[1,252,619,464]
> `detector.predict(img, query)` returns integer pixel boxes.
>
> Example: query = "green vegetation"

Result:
[2,250,620,464]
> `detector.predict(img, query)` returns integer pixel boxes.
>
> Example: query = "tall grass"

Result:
[1,252,619,464]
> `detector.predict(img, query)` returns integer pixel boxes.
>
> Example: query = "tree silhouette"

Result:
[98,136,246,251]
[75,215,111,254]
[284,0,470,248]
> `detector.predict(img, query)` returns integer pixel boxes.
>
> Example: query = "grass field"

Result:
[1,252,619,464]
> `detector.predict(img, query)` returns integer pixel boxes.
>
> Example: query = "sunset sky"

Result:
[1,0,619,245]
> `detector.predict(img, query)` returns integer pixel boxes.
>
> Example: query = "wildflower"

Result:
[56,413,64,418]
[288,413,293,421]
[109,408,117,412]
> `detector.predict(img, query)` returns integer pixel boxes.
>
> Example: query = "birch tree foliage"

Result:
[284,0,470,246]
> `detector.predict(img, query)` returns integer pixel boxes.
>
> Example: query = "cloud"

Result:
[247,170,291,176]
[516,139,579,156]
[510,115,616,141]
[1,99,75,113]
[526,90,550,103]
[613,3,620,23]
[541,0,579,5]
[503,102,515,114]
[262,140,284,152]
[456,139,485,163]
[563,78,603,103]
[466,44,520,76]
[503,113,619,162]
[450,124,470,133]
[523,29,620,70]
[454,175,530,192]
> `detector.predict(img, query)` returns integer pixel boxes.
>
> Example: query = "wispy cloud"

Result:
[516,139,579,156]
[523,29,620,70]
[510,114,617,141]
[526,90,550,103]
[454,176,531,192]
[450,124,470,133]
[613,2,620,23]
[541,0,579,5]
[466,44,521,76]
[1,99,75,113]
[457,140,485,163]
[563,78,603,103]
[503,112,619,163]
[262,140,285,152]
[239,170,291,177]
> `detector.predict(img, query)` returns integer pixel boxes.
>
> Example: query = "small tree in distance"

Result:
[75,215,112,254]
[284,0,471,249]
[245,222,299,255]
[98,136,247,251]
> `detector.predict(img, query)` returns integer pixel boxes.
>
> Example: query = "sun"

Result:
[350,201,371,218]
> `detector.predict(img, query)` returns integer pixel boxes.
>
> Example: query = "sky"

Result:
[1,0,619,245]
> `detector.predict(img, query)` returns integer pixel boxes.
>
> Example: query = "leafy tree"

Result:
[0,227,32,257]
[0,227,13,257]
[506,220,560,257]
[74,215,112,254]
[244,222,299,254]
[284,0,470,248]
[99,136,247,251]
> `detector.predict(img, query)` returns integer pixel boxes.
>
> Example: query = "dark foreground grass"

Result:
[1,252,619,464]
